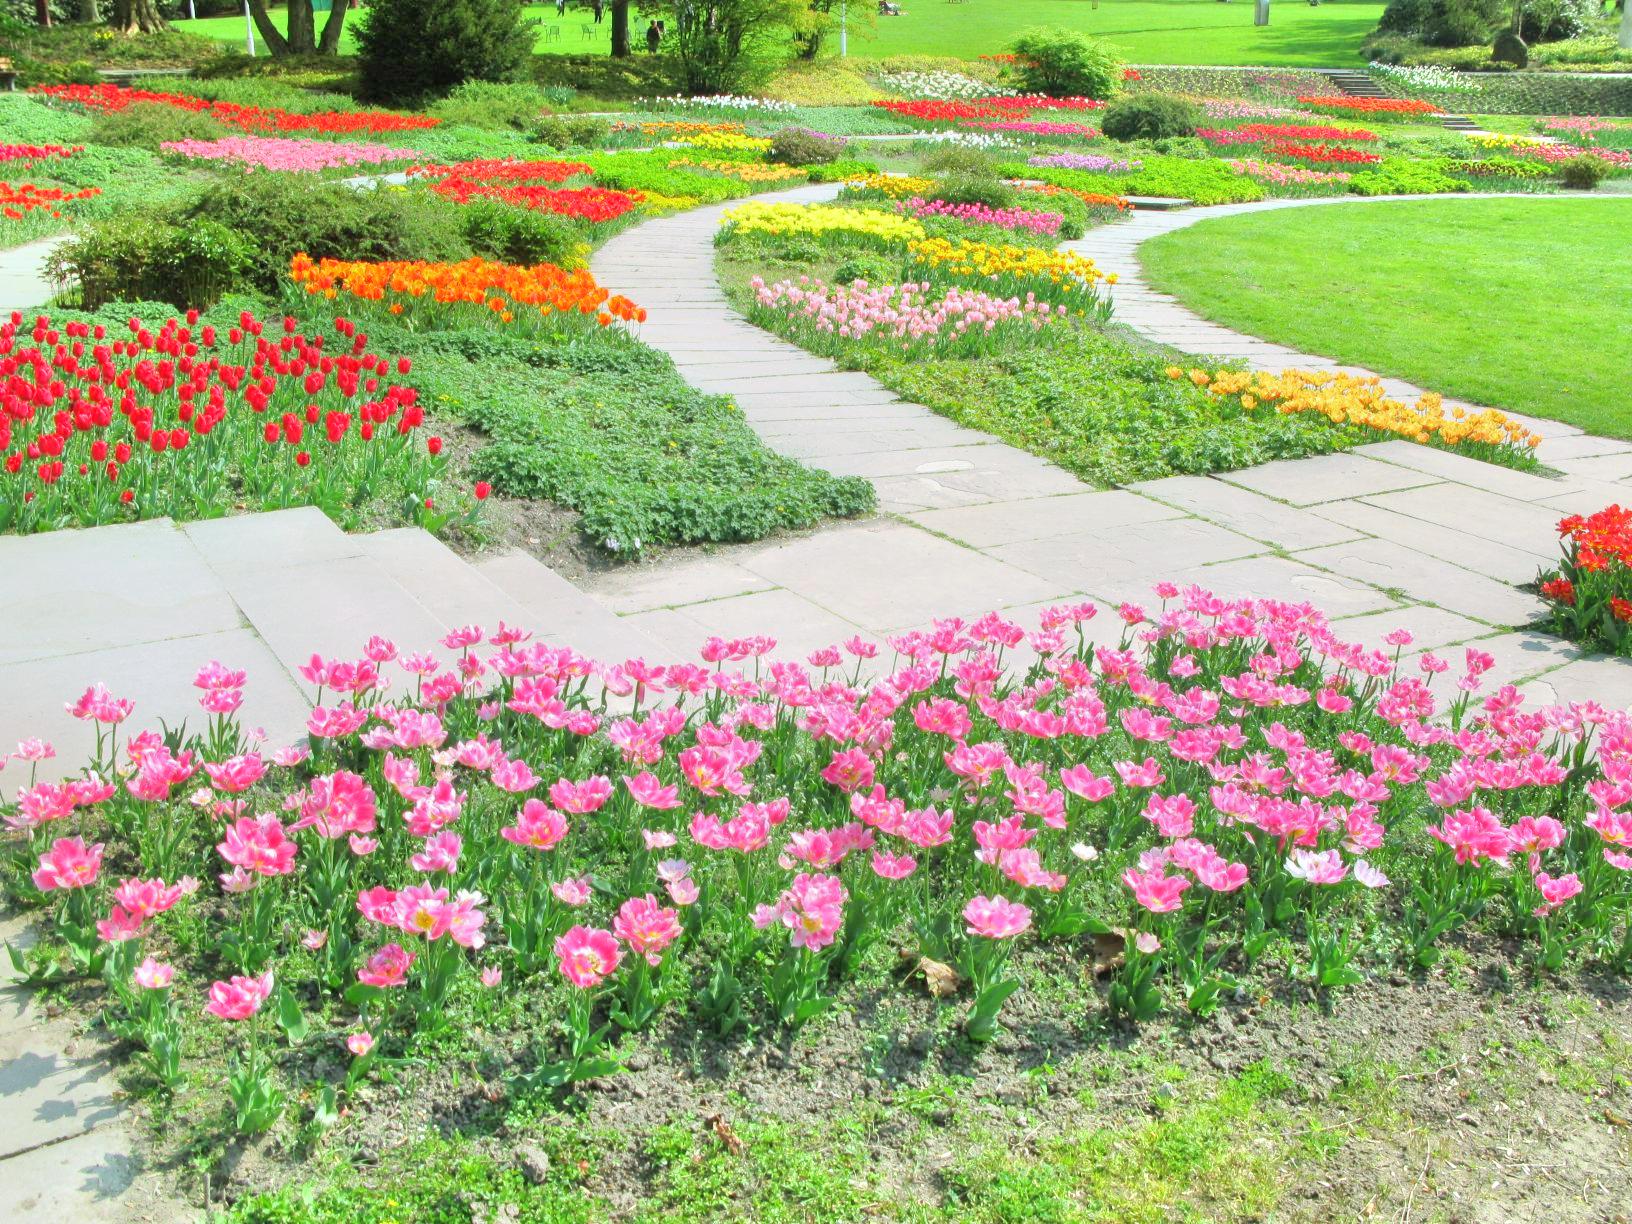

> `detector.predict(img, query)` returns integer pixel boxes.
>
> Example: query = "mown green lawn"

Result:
[181,0,1384,66]
[1139,197,1632,437]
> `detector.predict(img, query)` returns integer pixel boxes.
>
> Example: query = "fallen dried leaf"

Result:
[1091,929,1126,976]
[1605,1108,1630,1129]
[916,956,962,998]
[705,1112,743,1156]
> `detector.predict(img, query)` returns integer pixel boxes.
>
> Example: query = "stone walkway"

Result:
[589,184,1632,705]
[0,236,66,314]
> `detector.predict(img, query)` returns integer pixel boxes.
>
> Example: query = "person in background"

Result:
[556,0,565,14]
[646,19,661,52]
[593,0,603,21]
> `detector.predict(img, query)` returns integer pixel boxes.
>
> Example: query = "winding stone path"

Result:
[590,184,1632,704]
[0,236,66,315]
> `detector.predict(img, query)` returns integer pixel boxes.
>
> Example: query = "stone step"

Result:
[355,528,533,634]
[475,550,671,664]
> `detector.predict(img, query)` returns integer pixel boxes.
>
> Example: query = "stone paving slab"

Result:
[1330,604,1493,654]
[1218,453,1438,507]
[1306,499,1550,584]
[623,588,866,662]
[1360,484,1565,556]
[1351,440,1585,502]
[1154,555,1398,619]
[1130,475,1362,551]
[476,551,670,663]
[1296,537,1545,627]
[587,555,776,615]
[907,491,1182,550]
[0,1122,184,1222]
[990,518,1263,600]
[357,528,532,631]
[0,627,311,780]
[182,506,362,578]
[0,519,242,666]
[739,520,1069,634]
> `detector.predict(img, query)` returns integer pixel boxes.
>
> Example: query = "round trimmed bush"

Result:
[928,174,1017,210]
[1008,27,1121,100]
[1100,94,1201,143]
[768,127,850,168]
[1558,154,1610,191]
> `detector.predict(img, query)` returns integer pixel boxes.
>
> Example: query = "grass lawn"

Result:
[1139,197,1632,437]
[180,0,1383,65]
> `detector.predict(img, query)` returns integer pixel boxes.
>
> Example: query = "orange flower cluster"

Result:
[1025,183,1131,211]
[288,254,645,329]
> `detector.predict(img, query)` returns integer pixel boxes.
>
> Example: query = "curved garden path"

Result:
[590,184,1632,706]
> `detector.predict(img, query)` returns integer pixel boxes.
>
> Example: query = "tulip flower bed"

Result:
[423,178,645,224]
[0,142,82,167]
[1171,366,1541,465]
[1260,142,1384,167]
[1540,505,1632,656]
[1028,152,1140,173]
[718,200,928,249]
[287,254,646,333]
[0,309,454,536]
[161,137,424,174]
[894,197,1066,238]
[1195,123,1378,146]
[746,275,1071,358]
[32,82,441,137]
[1,180,101,222]
[1226,159,1354,193]
[407,159,595,185]
[9,588,1632,1157]
[904,236,1114,312]
[1295,97,1444,122]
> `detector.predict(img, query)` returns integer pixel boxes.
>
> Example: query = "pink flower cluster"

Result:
[1027,151,1138,173]
[160,136,423,172]
[1226,158,1353,185]
[895,196,1064,237]
[749,275,1067,355]
[1200,100,1309,120]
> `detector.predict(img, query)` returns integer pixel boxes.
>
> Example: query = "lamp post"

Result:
[840,0,847,57]
[243,0,256,56]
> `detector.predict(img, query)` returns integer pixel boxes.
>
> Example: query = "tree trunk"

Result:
[1621,0,1632,51]
[112,0,168,33]
[245,0,293,54]
[286,0,314,53]
[36,0,51,28]
[611,0,630,56]
[318,1,350,54]
[77,0,99,23]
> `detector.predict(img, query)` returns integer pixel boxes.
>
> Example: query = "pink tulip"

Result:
[555,925,623,988]
[203,970,275,1021]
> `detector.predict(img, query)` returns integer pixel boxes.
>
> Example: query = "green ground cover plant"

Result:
[1140,197,1632,436]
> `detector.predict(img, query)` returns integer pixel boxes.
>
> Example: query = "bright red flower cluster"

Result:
[406,158,594,185]
[424,177,643,222]
[871,95,1105,123]
[1,181,100,221]
[1263,141,1383,165]
[0,144,82,166]
[1197,123,1377,145]
[1541,505,1632,653]
[31,83,440,136]
[0,309,437,534]
[1297,96,1443,117]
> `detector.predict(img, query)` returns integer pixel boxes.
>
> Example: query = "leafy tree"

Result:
[1008,27,1121,99]
[356,0,534,103]
[658,0,804,93]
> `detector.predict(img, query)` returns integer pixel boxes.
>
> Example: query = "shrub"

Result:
[1558,153,1611,189]
[1100,94,1201,142]
[926,174,1017,210]
[49,217,252,311]
[1345,157,1469,195]
[528,116,612,150]
[460,199,586,266]
[832,253,903,286]
[183,175,471,294]
[1008,27,1121,100]
[427,80,550,131]
[919,145,1002,178]
[356,0,534,104]
[767,127,849,167]
[804,157,881,183]
[87,101,222,149]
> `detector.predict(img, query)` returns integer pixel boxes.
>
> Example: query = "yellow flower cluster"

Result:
[672,158,806,182]
[615,119,746,137]
[674,132,774,153]
[843,173,936,199]
[1469,133,1546,150]
[906,237,1111,290]
[637,191,701,212]
[720,200,926,244]
[1169,366,1543,453]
